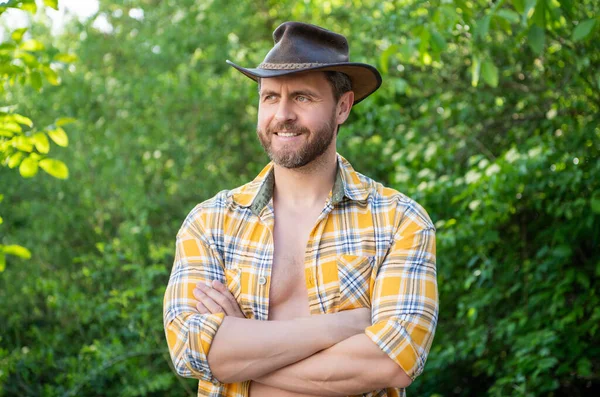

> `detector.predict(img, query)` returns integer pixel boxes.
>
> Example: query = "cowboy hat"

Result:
[226,21,382,104]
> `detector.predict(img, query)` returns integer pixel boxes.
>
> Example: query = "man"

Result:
[163,22,438,397]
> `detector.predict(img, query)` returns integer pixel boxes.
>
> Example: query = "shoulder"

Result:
[178,186,248,238]
[358,171,435,231]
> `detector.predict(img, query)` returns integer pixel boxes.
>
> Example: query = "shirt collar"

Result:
[231,153,370,216]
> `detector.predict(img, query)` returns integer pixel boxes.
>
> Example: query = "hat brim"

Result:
[226,60,381,105]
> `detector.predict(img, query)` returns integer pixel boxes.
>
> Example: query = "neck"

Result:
[272,147,337,208]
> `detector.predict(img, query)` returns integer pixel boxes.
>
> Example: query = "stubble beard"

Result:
[257,114,337,169]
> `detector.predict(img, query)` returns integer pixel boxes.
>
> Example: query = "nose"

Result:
[274,98,296,124]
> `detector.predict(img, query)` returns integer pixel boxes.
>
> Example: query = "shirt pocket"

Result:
[224,266,241,299]
[337,255,375,311]
[223,266,255,319]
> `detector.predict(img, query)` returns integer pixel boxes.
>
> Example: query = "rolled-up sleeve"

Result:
[365,199,438,380]
[163,217,226,384]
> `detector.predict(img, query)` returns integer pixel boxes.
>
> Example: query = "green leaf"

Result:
[16,51,39,68]
[523,0,537,24]
[39,158,69,179]
[513,0,525,13]
[11,27,28,43]
[53,53,78,63]
[20,39,45,52]
[482,59,499,87]
[3,244,32,259]
[0,42,16,53]
[591,192,600,214]
[0,121,22,133]
[11,113,33,127]
[475,14,491,39]
[418,27,430,52]
[430,30,447,53]
[8,152,23,168]
[494,14,512,33]
[19,156,38,178]
[572,19,596,42]
[21,2,37,14]
[33,132,50,153]
[14,136,34,152]
[467,307,477,320]
[379,44,398,74]
[577,358,592,377]
[48,127,68,147]
[531,0,546,27]
[42,66,60,85]
[0,252,5,272]
[43,0,59,10]
[30,71,42,91]
[496,9,520,24]
[398,42,414,62]
[0,215,3,224]
[471,55,481,87]
[560,0,574,18]
[528,25,545,55]
[55,117,76,127]
[553,245,572,258]
[537,357,558,370]
[0,64,23,77]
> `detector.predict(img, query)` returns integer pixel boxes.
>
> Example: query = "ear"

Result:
[335,90,354,125]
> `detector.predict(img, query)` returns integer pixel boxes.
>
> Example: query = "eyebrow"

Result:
[260,89,279,98]
[260,89,320,98]
[291,89,319,98]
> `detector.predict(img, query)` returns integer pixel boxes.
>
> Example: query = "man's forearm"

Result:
[207,310,368,383]
[253,334,412,396]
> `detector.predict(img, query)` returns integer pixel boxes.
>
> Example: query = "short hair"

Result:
[324,71,352,102]
[257,71,352,102]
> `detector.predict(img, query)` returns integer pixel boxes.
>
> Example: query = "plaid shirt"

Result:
[164,154,438,397]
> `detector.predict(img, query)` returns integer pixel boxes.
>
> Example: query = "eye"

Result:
[262,94,276,102]
[297,95,310,103]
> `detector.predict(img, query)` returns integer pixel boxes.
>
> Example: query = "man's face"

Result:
[256,72,341,169]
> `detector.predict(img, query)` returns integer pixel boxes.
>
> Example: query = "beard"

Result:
[256,114,337,169]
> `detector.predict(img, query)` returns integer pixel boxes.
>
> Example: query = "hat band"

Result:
[258,62,328,70]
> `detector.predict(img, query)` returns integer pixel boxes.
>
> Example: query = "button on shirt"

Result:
[163,154,438,397]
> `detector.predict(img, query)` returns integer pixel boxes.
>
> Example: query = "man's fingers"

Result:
[212,280,238,304]
[192,286,205,302]
[196,301,209,314]
[195,281,244,317]
[196,283,237,315]
[212,280,245,316]
[193,286,224,314]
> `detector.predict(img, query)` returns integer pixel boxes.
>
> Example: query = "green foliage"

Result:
[0,0,75,270]
[1,0,598,395]
[572,19,597,42]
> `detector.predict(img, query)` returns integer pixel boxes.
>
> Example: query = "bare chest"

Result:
[268,207,321,319]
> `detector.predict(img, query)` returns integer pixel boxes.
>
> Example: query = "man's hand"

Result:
[193,280,373,383]
[193,280,246,318]
[194,279,371,331]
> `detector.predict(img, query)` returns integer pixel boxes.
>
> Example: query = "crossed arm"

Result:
[193,280,412,395]
[165,203,437,394]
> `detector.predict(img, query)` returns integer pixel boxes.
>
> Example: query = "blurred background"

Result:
[1,0,598,396]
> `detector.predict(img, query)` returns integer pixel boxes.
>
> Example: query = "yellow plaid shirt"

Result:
[164,154,438,397]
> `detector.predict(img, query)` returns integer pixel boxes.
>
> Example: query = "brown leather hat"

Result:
[226,22,382,105]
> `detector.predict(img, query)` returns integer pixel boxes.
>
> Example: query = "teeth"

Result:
[278,133,300,137]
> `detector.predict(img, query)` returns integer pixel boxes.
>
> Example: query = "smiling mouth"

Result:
[275,132,301,137]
